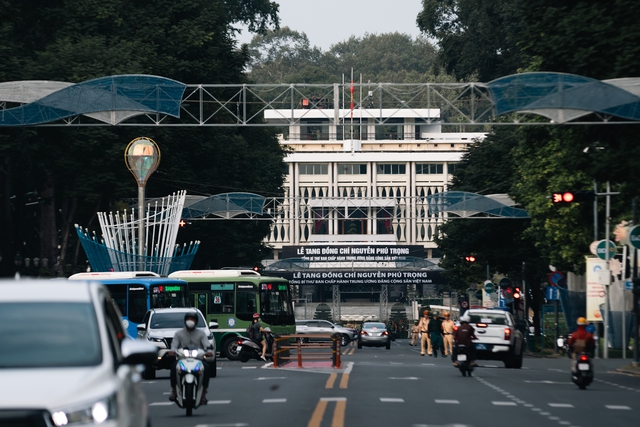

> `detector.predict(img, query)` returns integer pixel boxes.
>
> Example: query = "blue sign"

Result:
[545,286,559,301]
[625,281,633,291]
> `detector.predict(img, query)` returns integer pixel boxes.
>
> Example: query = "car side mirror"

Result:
[209,321,219,329]
[136,324,146,331]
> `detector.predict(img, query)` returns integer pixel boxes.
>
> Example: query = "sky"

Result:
[235,0,425,51]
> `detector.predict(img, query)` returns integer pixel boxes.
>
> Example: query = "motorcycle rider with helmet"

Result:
[168,311,213,404]
[249,313,268,361]
[452,313,478,367]
[568,316,595,375]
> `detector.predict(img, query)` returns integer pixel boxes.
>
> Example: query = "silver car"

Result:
[0,279,157,427]
[358,321,391,349]
[136,307,217,379]
[295,319,357,346]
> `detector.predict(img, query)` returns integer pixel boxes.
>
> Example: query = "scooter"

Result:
[455,344,474,377]
[174,348,206,416]
[571,352,594,390]
[557,335,569,355]
[238,329,276,362]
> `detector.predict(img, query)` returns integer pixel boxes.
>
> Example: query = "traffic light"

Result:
[513,286,521,300]
[551,190,595,204]
[179,219,186,227]
[503,286,513,300]
[464,256,477,262]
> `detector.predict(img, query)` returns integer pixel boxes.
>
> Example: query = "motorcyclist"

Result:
[249,313,268,361]
[452,313,478,367]
[168,311,213,404]
[568,316,595,375]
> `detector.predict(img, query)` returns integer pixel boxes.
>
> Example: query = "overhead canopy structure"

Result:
[426,191,529,218]
[1,72,640,126]
[181,192,266,219]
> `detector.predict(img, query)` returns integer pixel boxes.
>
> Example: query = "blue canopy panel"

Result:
[487,72,640,123]
[75,225,198,275]
[182,192,266,219]
[425,191,529,218]
[0,75,186,126]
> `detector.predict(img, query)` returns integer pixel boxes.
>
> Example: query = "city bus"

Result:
[168,269,295,360]
[68,271,190,337]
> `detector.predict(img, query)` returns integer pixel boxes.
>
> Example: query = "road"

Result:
[141,339,640,427]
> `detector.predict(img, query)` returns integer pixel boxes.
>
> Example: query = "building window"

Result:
[416,163,443,174]
[376,209,393,234]
[338,164,367,175]
[338,208,367,234]
[376,164,406,175]
[299,164,328,175]
[311,208,328,235]
[448,164,457,174]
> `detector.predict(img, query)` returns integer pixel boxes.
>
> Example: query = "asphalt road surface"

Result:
[141,339,640,427]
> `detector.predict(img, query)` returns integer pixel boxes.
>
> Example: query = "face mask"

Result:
[185,320,196,329]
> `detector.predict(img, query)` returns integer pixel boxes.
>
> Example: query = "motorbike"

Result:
[455,344,474,377]
[238,329,276,362]
[557,335,569,355]
[174,348,206,416]
[571,352,594,390]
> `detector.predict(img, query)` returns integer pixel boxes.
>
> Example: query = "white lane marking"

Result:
[257,377,287,380]
[525,380,572,384]
[390,362,403,365]
[421,363,435,366]
[549,403,574,408]
[388,377,419,380]
[492,401,517,406]
[149,402,174,406]
[263,398,287,403]
[320,397,346,402]
[435,399,460,404]
[484,365,498,368]
[380,398,404,402]
[605,405,631,410]
[195,424,248,427]
[242,366,257,369]
[208,400,231,404]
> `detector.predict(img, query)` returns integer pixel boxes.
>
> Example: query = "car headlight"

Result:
[51,393,117,426]
[147,336,165,343]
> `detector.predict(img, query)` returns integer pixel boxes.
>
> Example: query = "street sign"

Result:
[484,280,495,293]
[630,225,640,249]
[625,280,633,291]
[595,239,616,260]
[547,271,565,287]
[545,286,559,301]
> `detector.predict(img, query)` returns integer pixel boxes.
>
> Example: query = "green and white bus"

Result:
[168,269,295,360]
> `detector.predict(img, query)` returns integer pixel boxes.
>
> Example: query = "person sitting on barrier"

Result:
[249,313,267,361]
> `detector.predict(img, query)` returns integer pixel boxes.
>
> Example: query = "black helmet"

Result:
[184,311,199,325]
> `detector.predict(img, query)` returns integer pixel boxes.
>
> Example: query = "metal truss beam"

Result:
[29,82,640,128]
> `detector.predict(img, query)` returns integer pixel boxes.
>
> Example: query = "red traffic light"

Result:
[464,256,476,262]
[513,287,521,299]
[552,192,575,203]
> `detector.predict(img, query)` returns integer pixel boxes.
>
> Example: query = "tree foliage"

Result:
[0,0,282,276]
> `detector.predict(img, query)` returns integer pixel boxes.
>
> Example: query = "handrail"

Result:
[273,334,341,369]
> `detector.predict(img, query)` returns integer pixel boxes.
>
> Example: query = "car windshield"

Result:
[363,323,386,330]
[151,312,206,329]
[0,302,102,368]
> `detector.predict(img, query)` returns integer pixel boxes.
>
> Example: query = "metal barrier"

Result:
[272,334,341,369]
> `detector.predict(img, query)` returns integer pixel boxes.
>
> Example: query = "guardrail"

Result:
[272,334,341,369]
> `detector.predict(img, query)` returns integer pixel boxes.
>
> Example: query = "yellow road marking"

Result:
[332,400,346,427]
[307,400,328,427]
[339,373,349,389]
[325,373,337,389]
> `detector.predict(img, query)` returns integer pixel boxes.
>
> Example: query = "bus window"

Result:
[260,282,295,326]
[236,284,257,321]
[196,294,207,314]
[128,285,148,324]
[210,283,234,314]
[107,284,127,316]
[150,284,188,308]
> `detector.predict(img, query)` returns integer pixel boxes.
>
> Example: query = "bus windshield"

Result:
[259,282,295,326]
[150,284,188,308]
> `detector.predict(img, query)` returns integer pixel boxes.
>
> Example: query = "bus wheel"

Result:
[224,337,241,361]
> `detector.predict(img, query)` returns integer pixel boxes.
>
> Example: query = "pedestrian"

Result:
[428,311,444,357]
[441,311,455,356]
[418,310,432,356]
[410,320,419,346]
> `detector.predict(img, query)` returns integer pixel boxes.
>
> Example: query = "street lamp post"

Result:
[125,137,160,268]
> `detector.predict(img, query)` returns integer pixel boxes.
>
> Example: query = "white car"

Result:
[136,307,217,379]
[0,279,157,427]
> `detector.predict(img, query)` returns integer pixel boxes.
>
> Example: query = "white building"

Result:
[263,106,486,260]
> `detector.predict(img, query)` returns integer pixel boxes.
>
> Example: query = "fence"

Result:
[272,334,341,369]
